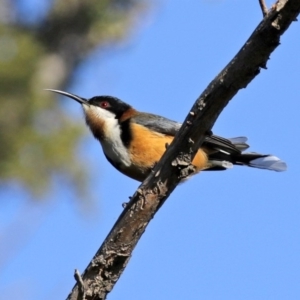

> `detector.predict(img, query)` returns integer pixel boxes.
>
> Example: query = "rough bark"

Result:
[67,1,300,299]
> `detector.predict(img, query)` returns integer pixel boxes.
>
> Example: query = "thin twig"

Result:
[259,0,269,16]
[74,269,86,300]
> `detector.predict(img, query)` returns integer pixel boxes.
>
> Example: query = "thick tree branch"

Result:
[67,1,300,299]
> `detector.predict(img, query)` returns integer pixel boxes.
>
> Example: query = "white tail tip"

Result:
[249,155,287,172]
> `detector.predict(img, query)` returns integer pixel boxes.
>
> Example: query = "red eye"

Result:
[100,101,109,108]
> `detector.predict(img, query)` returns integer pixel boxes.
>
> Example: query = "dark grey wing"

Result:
[203,135,249,154]
[132,112,249,154]
[131,112,181,136]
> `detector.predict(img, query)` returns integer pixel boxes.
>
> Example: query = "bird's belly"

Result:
[117,146,208,182]
[117,124,209,181]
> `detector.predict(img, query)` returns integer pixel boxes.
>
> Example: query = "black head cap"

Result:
[88,96,132,119]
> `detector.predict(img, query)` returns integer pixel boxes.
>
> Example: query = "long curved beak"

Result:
[45,89,89,106]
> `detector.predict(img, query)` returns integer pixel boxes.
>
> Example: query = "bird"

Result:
[46,89,287,181]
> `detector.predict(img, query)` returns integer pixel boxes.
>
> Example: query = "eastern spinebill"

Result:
[46,89,287,181]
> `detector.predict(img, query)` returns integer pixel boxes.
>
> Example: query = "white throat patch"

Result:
[83,105,132,167]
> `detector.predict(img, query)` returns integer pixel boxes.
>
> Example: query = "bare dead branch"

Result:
[67,0,300,299]
[259,0,269,16]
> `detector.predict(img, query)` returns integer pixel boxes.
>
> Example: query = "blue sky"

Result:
[1,1,300,299]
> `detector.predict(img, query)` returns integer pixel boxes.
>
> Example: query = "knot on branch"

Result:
[197,98,207,110]
[171,153,196,179]
[179,165,196,179]
[171,153,191,167]
[86,252,131,298]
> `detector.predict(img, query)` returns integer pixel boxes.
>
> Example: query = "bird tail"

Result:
[205,137,287,172]
[233,153,287,171]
